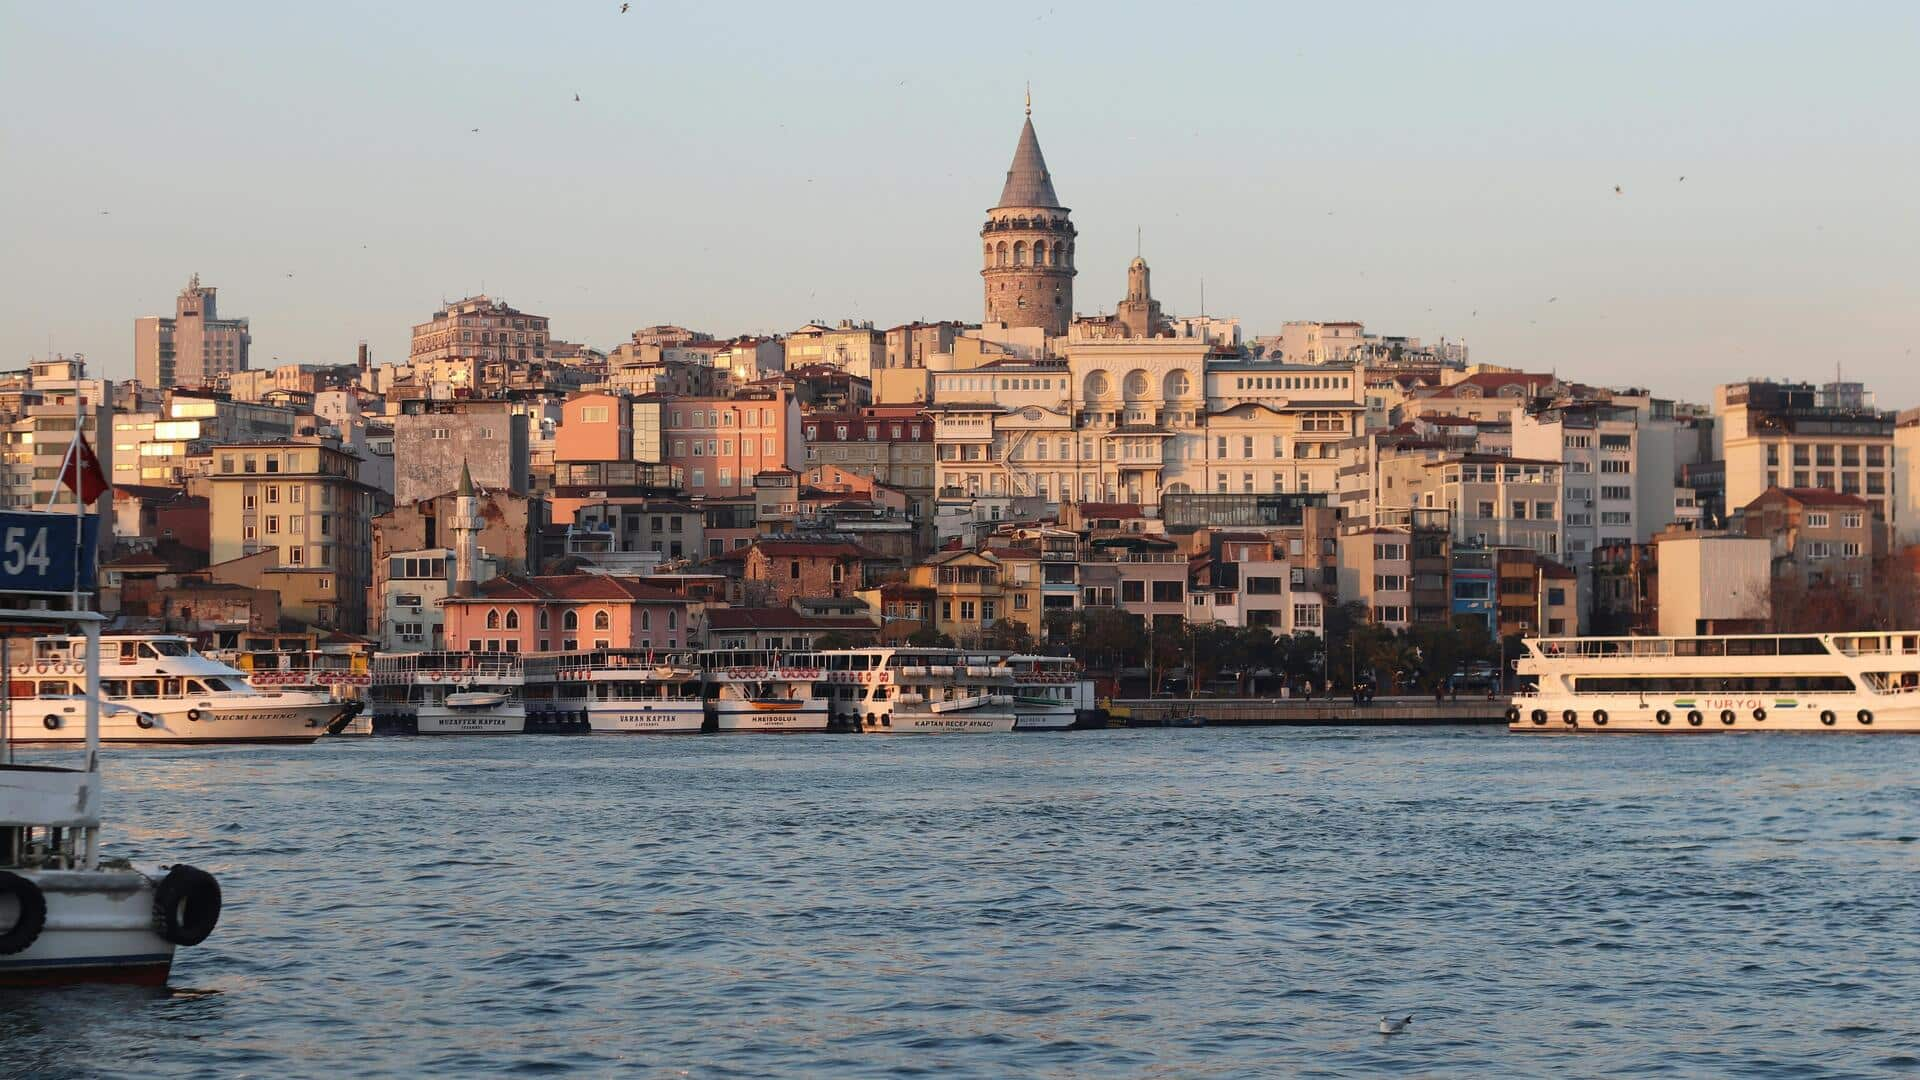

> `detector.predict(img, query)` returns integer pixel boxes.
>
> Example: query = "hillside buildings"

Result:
[135,275,251,388]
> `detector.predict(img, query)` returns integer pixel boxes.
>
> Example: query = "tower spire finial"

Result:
[1025,82,1031,117]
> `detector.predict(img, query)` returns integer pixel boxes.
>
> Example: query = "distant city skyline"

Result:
[4,2,1917,403]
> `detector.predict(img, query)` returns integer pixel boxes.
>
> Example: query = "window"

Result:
[1841,512,1863,529]
[1807,512,1829,528]
[563,610,578,630]
[1121,580,1146,603]
[1151,581,1183,603]
[1293,604,1321,629]
[486,609,500,630]
[1374,574,1407,591]
[593,610,610,631]
[244,494,257,511]
[505,610,519,630]
[581,406,609,423]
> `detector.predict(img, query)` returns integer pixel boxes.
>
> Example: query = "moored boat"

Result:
[1509,630,1920,733]
[700,649,829,733]
[785,647,1017,733]
[564,650,705,734]
[1004,653,1081,731]
[371,652,527,735]
[3,610,223,988]
[6,635,352,745]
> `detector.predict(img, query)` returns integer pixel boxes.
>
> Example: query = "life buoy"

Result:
[1531,710,1547,726]
[1656,710,1672,725]
[1753,707,1767,722]
[0,871,48,955]
[1820,710,1837,726]
[151,864,222,947]
[1562,710,1577,726]
[136,714,156,730]
[187,709,202,723]
[1593,709,1609,726]
[42,715,60,731]
[1858,710,1873,726]
[35,662,47,674]
[1687,710,1704,727]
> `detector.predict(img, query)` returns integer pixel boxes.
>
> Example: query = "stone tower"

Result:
[451,460,482,599]
[1115,257,1166,339]
[981,97,1075,336]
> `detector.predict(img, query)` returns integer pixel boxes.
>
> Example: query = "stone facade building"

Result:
[135,275,251,389]
[981,104,1075,336]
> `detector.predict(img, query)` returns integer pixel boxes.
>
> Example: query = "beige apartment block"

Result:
[135,274,251,389]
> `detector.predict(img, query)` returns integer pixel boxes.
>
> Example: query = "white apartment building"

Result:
[1713,379,1896,522]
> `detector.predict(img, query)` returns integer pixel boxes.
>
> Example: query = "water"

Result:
[4,729,1919,1078]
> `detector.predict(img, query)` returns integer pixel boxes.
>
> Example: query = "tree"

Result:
[906,627,955,648]
[982,618,1034,653]
[814,630,858,650]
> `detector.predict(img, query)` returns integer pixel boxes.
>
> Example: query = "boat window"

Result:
[200,677,236,692]
[1571,675,1855,693]
[873,687,890,700]
[148,640,191,657]
[102,679,128,697]
[7,679,29,698]
[163,678,183,697]
[131,679,162,697]
[36,680,74,698]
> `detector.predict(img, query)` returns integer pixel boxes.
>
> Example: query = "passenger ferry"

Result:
[370,652,526,735]
[4,635,353,744]
[562,650,705,734]
[785,647,1017,733]
[700,650,829,733]
[1509,631,1920,734]
[1004,653,1084,731]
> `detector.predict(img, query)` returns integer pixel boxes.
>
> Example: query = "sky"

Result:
[3,1,1917,405]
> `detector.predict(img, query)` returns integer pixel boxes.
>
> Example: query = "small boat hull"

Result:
[415,705,527,735]
[7,697,345,745]
[585,702,705,734]
[711,700,829,733]
[0,869,176,989]
[1012,702,1077,731]
[861,710,1017,734]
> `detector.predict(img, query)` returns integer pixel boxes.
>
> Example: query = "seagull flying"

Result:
[1379,1015,1413,1035]
[620,2,629,10]
[574,93,581,101]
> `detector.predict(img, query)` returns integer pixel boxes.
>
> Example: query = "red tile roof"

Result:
[450,574,689,604]
[705,608,875,631]
[745,540,883,560]
[1770,487,1872,509]
[1075,502,1146,518]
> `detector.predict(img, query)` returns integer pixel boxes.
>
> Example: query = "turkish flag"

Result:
[60,433,110,503]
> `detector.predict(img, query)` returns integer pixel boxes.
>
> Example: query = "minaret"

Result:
[981,92,1075,336]
[451,460,482,598]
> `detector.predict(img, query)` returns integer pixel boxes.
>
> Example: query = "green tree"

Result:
[814,630,858,650]
[982,618,1034,653]
[906,627,955,648]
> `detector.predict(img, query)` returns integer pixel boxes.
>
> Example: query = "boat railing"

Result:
[1531,635,1834,660]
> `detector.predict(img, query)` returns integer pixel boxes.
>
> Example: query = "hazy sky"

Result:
[4,2,1917,404]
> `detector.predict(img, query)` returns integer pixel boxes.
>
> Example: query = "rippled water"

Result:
[4,729,1919,1078]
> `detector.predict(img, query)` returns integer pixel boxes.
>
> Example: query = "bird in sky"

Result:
[470,128,479,133]
[1613,185,1623,194]
[1548,296,1558,303]
[98,210,110,215]
[621,2,629,10]
[1379,1015,1413,1035]
[574,93,581,102]
[1678,176,1686,182]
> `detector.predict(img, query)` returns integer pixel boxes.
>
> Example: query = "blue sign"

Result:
[0,511,101,595]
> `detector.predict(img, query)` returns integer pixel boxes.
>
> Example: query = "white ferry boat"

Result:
[5,635,352,745]
[700,650,829,733]
[786,647,1017,734]
[563,650,706,734]
[4,611,223,987]
[1004,653,1083,731]
[1509,631,1920,734]
[372,652,526,735]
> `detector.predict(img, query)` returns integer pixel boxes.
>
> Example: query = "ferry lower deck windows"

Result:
[1571,675,1855,693]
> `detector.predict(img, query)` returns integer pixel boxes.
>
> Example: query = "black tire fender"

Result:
[1753,707,1767,722]
[1656,710,1672,725]
[1687,711,1704,727]
[152,864,223,947]
[1530,710,1547,726]
[42,714,60,731]
[1504,706,1521,724]
[1720,709,1736,726]
[1820,710,1837,726]
[1562,709,1577,726]
[1858,710,1873,726]
[0,871,48,955]
[186,709,203,723]
[1593,709,1609,726]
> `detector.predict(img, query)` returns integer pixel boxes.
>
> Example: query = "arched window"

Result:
[996,242,1008,267]
[485,608,500,630]
[593,609,610,631]
[1050,244,1062,266]
[641,610,651,631]
[1033,240,1047,266]
[563,610,578,630]
[538,608,549,630]
[505,610,519,630]
[1013,241,1027,266]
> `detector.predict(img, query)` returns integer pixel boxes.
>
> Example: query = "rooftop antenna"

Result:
[1136,226,1142,259]
[1025,82,1031,118]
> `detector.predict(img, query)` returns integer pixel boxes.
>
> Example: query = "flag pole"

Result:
[73,377,84,614]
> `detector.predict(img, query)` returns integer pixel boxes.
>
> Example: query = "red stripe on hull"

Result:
[0,961,172,989]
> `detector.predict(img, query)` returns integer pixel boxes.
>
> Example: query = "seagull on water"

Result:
[1379,1015,1413,1035]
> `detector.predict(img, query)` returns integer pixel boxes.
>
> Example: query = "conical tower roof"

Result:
[996,117,1061,209]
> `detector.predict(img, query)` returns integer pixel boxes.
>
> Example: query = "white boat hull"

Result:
[861,709,1018,734]
[1013,701,1077,731]
[7,696,345,745]
[585,701,705,734]
[1510,695,1920,733]
[0,868,175,988]
[416,704,527,735]
[711,699,828,733]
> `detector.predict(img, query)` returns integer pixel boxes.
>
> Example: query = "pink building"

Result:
[440,574,695,653]
[657,386,803,498]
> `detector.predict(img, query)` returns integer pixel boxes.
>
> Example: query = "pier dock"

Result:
[1108,697,1511,727]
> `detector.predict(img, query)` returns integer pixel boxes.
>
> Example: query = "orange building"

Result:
[440,574,695,653]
